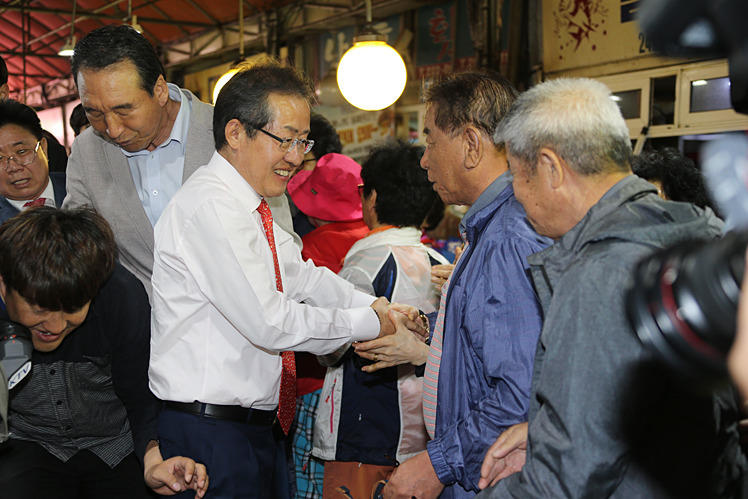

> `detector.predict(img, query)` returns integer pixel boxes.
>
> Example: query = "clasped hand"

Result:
[362,300,430,372]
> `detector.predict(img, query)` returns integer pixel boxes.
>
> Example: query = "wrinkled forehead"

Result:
[77,62,153,110]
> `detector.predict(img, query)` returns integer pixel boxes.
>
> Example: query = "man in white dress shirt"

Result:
[149,62,415,498]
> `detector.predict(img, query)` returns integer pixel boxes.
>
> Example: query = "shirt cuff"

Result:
[350,288,377,308]
[346,306,380,342]
[427,437,456,486]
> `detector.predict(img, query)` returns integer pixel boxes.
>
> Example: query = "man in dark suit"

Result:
[0,99,66,223]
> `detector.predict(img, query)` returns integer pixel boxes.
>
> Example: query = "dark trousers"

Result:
[158,407,290,499]
[0,439,151,499]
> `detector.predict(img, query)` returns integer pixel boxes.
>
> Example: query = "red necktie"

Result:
[23,197,47,208]
[257,199,296,434]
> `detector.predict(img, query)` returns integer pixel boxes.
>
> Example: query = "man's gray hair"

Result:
[494,77,632,175]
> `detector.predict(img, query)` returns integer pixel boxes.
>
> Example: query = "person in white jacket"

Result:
[313,139,448,498]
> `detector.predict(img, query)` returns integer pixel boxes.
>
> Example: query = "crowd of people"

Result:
[0,21,745,499]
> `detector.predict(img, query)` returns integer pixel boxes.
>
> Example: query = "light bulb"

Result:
[337,41,407,111]
[212,69,239,104]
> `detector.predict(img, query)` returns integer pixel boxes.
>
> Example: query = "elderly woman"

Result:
[313,139,448,498]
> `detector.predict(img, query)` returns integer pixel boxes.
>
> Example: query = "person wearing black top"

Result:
[0,207,208,498]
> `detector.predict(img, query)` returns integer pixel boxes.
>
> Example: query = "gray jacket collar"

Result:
[528,175,723,300]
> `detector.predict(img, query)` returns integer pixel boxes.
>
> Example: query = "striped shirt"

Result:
[422,237,468,438]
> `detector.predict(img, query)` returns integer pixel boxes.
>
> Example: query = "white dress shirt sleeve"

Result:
[158,195,378,355]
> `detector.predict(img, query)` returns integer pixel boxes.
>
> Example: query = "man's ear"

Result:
[463,126,484,170]
[153,75,169,107]
[0,83,8,100]
[0,275,7,302]
[538,147,565,190]
[223,119,245,151]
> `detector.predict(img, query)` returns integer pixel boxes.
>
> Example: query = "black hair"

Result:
[361,138,438,228]
[424,70,518,144]
[213,62,317,150]
[71,25,165,96]
[0,207,116,312]
[309,114,342,159]
[69,104,90,136]
[0,99,43,140]
[632,148,716,211]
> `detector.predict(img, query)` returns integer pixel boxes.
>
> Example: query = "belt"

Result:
[163,401,277,426]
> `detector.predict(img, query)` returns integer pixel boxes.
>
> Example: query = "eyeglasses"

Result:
[257,129,314,155]
[0,141,40,172]
[357,184,366,198]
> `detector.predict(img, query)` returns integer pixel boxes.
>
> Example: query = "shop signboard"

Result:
[415,0,476,79]
[542,0,654,74]
[330,109,396,161]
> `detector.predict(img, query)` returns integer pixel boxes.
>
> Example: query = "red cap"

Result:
[288,153,363,222]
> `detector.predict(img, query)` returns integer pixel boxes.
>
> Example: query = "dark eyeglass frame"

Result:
[257,128,314,155]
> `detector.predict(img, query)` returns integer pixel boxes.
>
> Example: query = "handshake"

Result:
[359,297,431,373]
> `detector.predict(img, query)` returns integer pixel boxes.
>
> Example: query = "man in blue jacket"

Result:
[382,71,552,498]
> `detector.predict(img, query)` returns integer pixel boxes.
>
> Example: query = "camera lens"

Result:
[626,230,748,381]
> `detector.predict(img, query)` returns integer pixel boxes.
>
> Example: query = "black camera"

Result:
[625,127,748,383]
[626,0,748,381]
[627,231,748,381]
[624,133,748,382]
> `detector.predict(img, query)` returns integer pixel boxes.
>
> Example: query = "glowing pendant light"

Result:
[58,0,77,56]
[213,68,239,104]
[336,0,407,111]
[213,0,245,104]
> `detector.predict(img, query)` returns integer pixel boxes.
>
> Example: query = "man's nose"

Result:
[420,149,429,170]
[104,115,125,139]
[284,143,304,167]
[3,157,23,173]
[42,312,67,335]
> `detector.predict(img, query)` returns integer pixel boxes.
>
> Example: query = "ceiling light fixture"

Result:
[58,36,76,57]
[58,0,77,57]
[126,0,143,33]
[336,0,407,111]
[212,0,245,104]
[130,14,143,34]
[213,68,239,104]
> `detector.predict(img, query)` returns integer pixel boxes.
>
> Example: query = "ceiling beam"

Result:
[0,4,216,29]
[21,0,129,47]
[182,0,220,25]
[8,72,61,79]
[0,50,71,60]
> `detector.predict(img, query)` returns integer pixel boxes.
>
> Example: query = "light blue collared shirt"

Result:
[123,83,192,226]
